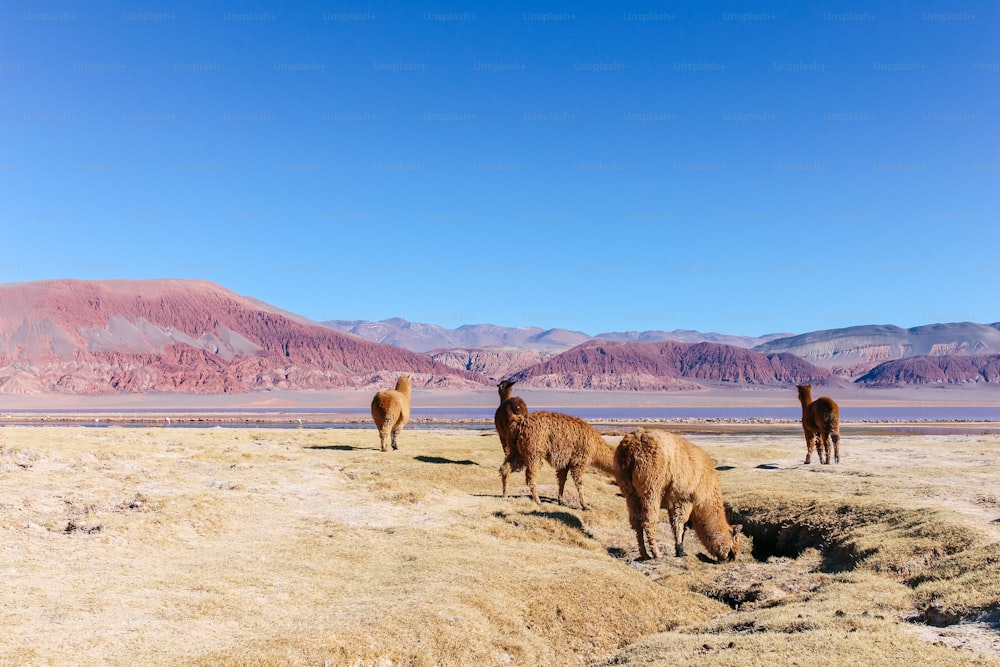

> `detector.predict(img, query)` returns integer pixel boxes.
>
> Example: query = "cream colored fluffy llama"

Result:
[796,384,841,464]
[614,428,742,562]
[501,411,616,509]
[370,375,412,452]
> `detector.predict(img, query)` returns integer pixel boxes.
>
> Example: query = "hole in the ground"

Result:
[728,510,863,573]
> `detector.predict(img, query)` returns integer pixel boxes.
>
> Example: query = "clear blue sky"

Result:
[2,1,997,336]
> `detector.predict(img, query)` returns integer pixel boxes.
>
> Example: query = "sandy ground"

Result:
[1,420,999,665]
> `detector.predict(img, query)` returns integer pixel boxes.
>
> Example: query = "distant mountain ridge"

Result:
[326,317,1000,389]
[323,317,788,353]
[324,318,592,353]
[754,322,1000,376]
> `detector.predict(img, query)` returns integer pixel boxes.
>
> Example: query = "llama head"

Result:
[497,379,517,399]
[796,384,812,401]
[395,374,412,391]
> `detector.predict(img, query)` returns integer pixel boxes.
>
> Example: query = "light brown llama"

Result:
[494,379,528,458]
[614,428,742,562]
[501,411,616,510]
[796,384,841,464]
[370,375,412,452]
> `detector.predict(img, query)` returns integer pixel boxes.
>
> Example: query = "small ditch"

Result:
[729,508,871,573]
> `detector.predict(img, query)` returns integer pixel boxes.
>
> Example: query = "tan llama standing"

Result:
[370,375,412,452]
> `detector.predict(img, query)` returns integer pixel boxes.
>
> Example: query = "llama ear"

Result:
[733,524,743,536]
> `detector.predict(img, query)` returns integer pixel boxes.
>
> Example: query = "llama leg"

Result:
[804,431,815,464]
[378,425,390,452]
[633,524,650,560]
[821,432,831,464]
[390,424,400,450]
[832,431,841,464]
[625,495,652,560]
[525,460,541,505]
[670,502,692,557]
[555,468,569,506]
[570,464,587,510]
[499,461,512,498]
[643,521,661,559]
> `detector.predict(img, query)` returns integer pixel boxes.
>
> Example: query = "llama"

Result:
[494,379,528,458]
[501,411,616,510]
[796,384,841,464]
[370,375,412,452]
[614,428,742,562]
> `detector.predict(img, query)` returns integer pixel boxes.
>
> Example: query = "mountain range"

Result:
[0,278,997,396]
[326,316,1000,386]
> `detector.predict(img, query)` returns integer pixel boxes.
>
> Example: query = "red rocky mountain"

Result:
[0,279,486,395]
[509,340,832,391]
[855,354,1000,387]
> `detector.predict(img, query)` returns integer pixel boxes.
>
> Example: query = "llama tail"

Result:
[612,439,637,488]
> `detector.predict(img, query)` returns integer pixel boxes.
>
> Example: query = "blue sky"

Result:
[1,1,997,336]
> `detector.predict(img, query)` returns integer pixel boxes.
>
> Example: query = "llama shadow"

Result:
[716,465,736,471]
[306,444,368,451]
[414,455,479,466]
[756,463,782,470]
[524,509,585,531]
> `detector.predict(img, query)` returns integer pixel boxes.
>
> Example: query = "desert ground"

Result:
[1,413,999,666]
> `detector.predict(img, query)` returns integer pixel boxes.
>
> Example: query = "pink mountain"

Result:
[510,340,833,390]
[0,279,487,395]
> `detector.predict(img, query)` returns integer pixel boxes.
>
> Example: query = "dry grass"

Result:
[0,425,998,665]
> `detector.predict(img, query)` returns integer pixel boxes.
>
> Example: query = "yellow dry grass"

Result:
[0,425,998,666]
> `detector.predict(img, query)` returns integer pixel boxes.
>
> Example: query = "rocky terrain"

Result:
[0,279,484,395]
[428,347,547,379]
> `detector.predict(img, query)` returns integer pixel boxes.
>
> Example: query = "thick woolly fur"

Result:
[494,379,528,459]
[502,411,617,510]
[370,375,412,452]
[614,428,742,562]
[796,384,841,464]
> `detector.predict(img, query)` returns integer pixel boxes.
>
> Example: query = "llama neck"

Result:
[589,440,617,477]
[691,498,735,561]
[797,387,812,411]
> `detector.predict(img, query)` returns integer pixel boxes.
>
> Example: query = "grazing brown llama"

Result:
[614,428,742,562]
[370,375,412,452]
[494,379,528,458]
[796,384,841,464]
[501,411,616,510]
